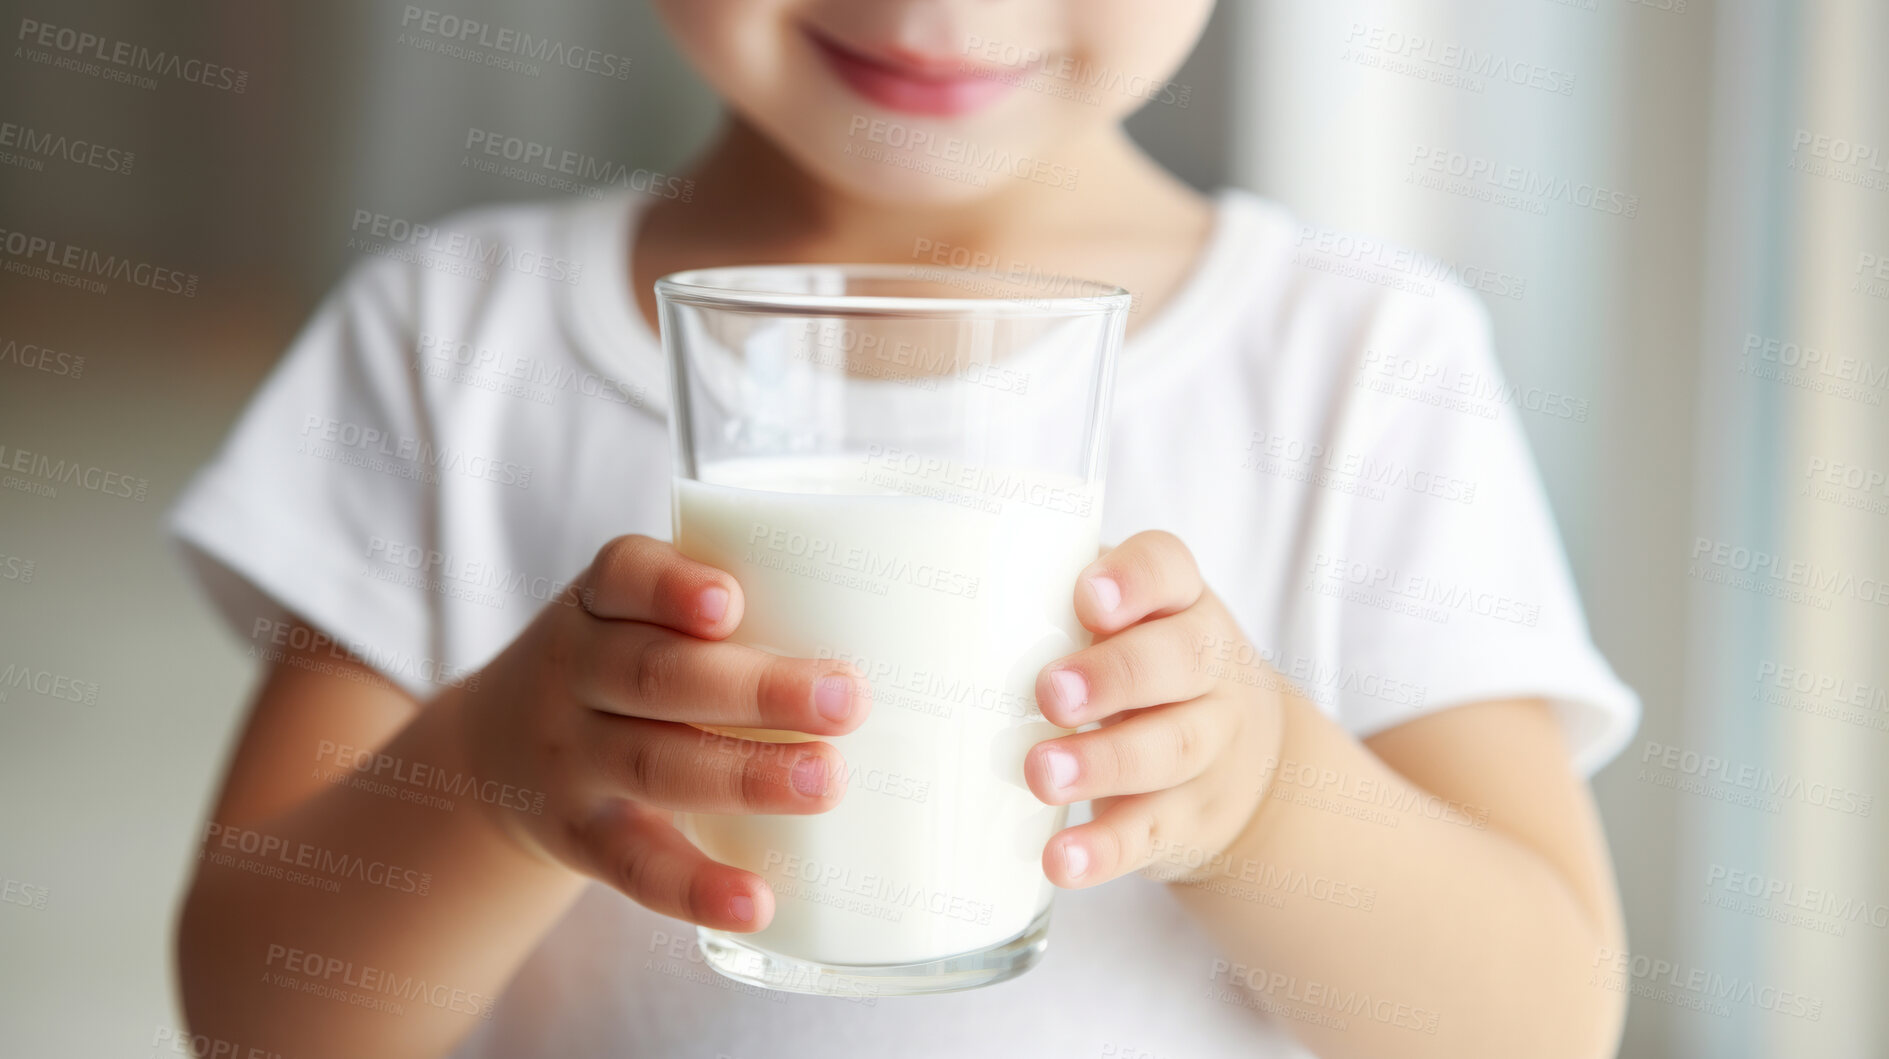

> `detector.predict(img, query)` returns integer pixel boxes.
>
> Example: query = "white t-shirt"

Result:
[170,187,1638,1059]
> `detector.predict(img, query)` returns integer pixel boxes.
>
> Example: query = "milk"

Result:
[674,455,1101,966]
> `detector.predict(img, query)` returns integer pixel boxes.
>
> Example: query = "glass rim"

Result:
[654,263,1132,317]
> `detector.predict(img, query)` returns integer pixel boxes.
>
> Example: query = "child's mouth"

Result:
[804,26,1016,118]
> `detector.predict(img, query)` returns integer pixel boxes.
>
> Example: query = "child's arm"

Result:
[179,649,590,1058]
[1194,696,1622,1058]
[178,536,872,1059]
[1026,532,1625,1059]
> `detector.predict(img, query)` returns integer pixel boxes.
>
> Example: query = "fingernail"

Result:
[729,893,755,923]
[1048,668,1088,715]
[697,586,729,624]
[792,755,829,798]
[814,675,853,723]
[1062,841,1090,881]
[1087,575,1121,615]
[1043,747,1079,792]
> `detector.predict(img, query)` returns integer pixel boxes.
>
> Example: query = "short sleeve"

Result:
[1300,288,1639,775]
[168,256,445,699]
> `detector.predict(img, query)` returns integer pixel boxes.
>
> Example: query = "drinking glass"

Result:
[657,263,1128,997]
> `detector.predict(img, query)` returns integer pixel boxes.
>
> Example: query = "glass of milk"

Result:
[656,264,1128,997]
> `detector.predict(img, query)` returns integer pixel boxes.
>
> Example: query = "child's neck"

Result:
[633,117,1215,334]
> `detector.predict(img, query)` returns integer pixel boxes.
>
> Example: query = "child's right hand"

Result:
[448,534,870,932]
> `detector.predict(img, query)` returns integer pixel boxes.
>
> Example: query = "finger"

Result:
[1075,530,1204,636]
[580,799,774,932]
[579,535,744,639]
[1043,787,1191,889]
[576,622,870,735]
[1035,609,1217,726]
[584,712,848,814]
[1026,697,1231,805]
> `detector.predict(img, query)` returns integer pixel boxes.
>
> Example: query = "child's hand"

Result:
[1028,531,1283,888]
[450,535,871,932]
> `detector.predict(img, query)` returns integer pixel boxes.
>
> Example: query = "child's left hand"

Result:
[1029,531,1284,888]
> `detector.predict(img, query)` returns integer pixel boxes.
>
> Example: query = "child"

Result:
[171,2,1638,1057]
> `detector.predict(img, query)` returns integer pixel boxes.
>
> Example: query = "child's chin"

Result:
[821,160,1004,209]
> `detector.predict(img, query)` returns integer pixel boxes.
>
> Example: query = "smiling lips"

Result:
[806,28,1017,117]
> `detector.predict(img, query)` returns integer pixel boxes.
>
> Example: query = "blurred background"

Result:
[1,1,1884,1056]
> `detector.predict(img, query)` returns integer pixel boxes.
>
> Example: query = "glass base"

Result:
[697,907,1052,998]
